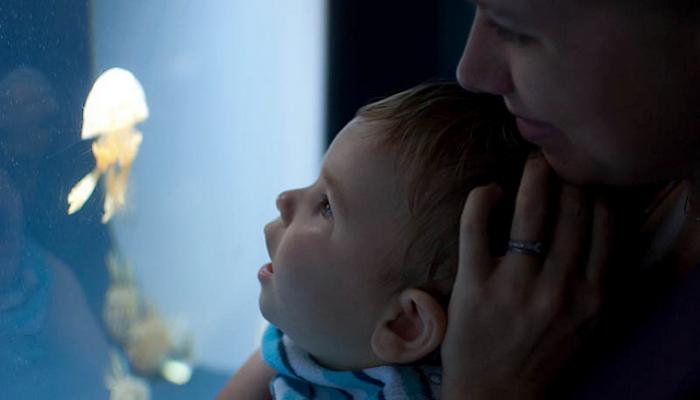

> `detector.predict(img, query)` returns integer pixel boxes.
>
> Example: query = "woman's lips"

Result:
[258,262,273,281]
[515,116,562,144]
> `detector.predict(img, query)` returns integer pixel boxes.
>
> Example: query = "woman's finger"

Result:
[585,195,614,292]
[500,153,552,281]
[454,183,502,291]
[539,184,589,293]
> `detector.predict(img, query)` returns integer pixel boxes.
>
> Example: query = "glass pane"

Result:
[0,0,325,398]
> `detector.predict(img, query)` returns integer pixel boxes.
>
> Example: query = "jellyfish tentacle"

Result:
[67,169,101,215]
[103,168,119,223]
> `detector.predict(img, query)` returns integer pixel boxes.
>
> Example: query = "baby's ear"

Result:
[370,288,446,364]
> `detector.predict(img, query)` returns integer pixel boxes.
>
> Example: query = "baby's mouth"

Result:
[258,262,274,281]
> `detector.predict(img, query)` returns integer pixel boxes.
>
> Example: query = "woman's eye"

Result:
[486,19,534,46]
[320,197,333,219]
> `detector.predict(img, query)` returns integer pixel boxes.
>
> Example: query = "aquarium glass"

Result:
[0,0,326,398]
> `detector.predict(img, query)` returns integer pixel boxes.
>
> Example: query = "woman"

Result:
[219,1,700,398]
[442,1,700,398]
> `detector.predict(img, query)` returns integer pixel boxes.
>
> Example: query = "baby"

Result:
[257,82,531,399]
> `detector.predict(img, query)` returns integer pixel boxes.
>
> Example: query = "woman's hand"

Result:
[441,154,614,400]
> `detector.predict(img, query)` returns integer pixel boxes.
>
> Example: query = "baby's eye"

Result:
[320,196,333,219]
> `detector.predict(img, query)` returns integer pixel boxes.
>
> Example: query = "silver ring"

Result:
[507,240,545,256]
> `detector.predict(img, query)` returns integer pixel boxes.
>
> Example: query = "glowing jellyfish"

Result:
[67,67,148,223]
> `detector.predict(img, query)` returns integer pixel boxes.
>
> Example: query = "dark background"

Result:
[325,0,474,145]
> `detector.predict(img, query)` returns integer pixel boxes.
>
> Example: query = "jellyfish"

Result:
[67,67,148,223]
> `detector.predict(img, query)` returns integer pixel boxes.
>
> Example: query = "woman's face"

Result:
[457,0,700,185]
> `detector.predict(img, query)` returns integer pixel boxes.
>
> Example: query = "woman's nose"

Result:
[276,190,296,226]
[456,10,514,96]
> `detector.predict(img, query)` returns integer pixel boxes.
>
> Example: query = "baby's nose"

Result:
[276,191,294,225]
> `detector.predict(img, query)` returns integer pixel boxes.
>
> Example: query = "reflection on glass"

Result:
[1,64,112,399]
[103,253,194,385]
[106,352,151,400]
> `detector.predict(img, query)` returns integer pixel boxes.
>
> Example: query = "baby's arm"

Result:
[216,348,274,400]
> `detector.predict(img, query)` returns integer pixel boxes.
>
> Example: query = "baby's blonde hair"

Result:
[357,82,532,305]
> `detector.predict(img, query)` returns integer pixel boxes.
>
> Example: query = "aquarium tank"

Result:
[0,0,325,398]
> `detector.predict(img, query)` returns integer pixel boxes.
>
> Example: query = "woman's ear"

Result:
[370,288,446,364]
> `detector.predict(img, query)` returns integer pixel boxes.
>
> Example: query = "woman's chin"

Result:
[542,150,608,186]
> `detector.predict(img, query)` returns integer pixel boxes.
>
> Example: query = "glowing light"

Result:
[161,359,193,385]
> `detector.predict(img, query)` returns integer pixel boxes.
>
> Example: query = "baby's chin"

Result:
[257,290,278,328]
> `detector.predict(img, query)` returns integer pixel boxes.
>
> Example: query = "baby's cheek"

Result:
[280,224,327,258]
[274,282,338,341]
